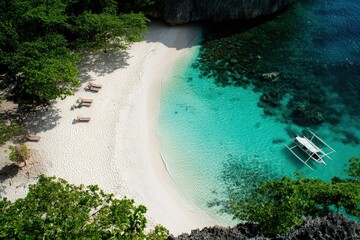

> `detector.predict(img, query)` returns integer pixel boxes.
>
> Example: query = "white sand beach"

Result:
[0,22,219,235]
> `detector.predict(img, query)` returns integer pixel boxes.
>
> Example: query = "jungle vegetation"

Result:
[0,3,170,238]
[0,0,152,102]
[0,175,169,239]
[0,0,154,144]
[229,157,360,236]
[1,1,359,238]
[1,158,358,238]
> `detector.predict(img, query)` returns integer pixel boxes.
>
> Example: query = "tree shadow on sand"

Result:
[1,102,61,135]
[0,163,20,182]
[0,47,134,137]
[77,50,130,83]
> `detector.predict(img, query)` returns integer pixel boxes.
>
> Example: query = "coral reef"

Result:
[194,1,360,129]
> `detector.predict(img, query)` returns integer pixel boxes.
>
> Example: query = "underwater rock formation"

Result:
[149,0,297,25]
[170,213,360,240]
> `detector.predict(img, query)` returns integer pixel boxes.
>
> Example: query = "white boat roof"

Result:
[295,136,321,153]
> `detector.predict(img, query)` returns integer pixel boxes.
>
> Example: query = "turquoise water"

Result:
[158,0,360,224]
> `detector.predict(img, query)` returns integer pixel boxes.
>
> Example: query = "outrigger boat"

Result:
[285,130,335,170]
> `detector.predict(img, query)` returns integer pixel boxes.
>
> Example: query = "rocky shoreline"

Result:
[171,213,360,240]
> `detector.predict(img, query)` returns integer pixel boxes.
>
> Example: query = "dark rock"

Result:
[260,90,281,107]
[264,107,275,116]
[340,131,360,145]
[287,97,325,127]
[311,111,324,124]
[261,72,281,82]
[171,214,360,240]
[149,0,297,25]
[288,213,360,240]
[272,138,285,144]
[172,222,265,240]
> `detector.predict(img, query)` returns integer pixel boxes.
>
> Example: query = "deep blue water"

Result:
[158,0,360,224]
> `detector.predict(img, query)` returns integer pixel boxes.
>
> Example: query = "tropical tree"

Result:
[0,118,24,145]
[5,34,80,100]
[147,225,170,240]
[0,21,18,68]
[72,12,148,51]
[66,0,118,15]
[6,0,69,40]
[345,157,360,180]
[233,158,360,236]
[0,0,150,101]
[118,0,157,13]
[0,175,169,239]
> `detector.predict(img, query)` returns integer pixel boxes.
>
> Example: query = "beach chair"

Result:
[26,134,41,141]
[77,98,93,103]
[80,102,92,107]
[85,86,100,92]
[88,82,102,88]
[76,116,91,122]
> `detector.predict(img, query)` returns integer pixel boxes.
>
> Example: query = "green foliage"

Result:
[66,0,118,15]
[0,175,168,239]
[72,12,148,51]
[0,0,149,101]
[0,119,24,145]
[0,21,19,65]
[6,34,80,100]
[118,0,157,13]
[233,158,360,236]
[147,225,170,240]
[345,157,360,180]
[119,13,149,43]
[8,144,30,166]
[8,0,69,40]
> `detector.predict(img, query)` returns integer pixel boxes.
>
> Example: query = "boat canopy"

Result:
[295,136,321,153]
[286,131,336,170]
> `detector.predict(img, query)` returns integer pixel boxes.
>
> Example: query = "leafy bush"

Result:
[0,119,24,145]
[345,157,360,180]
[147,225,170,240]
[8,144,30,166]
[231,158,360,236]
[0,0,149,101]
[0,175,169,239]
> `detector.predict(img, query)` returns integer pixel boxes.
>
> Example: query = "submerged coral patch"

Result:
[195,1,360,132]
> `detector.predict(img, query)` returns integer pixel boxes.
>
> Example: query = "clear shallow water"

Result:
[158,0,360,224]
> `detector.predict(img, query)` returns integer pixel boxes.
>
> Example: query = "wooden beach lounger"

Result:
[76,116,91,122]
[85,86,100,92]
[80,102,92,107]
[26,134,41,141]
[77,98,93,103]
[88,82,102,88]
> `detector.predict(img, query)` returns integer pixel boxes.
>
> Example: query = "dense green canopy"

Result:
[231,157,360,236]
[0,118,24,145]
[0,175,169,239]
[0,0,149,101]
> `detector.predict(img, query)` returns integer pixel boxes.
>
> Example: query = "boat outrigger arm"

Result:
[285,130,336,170]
